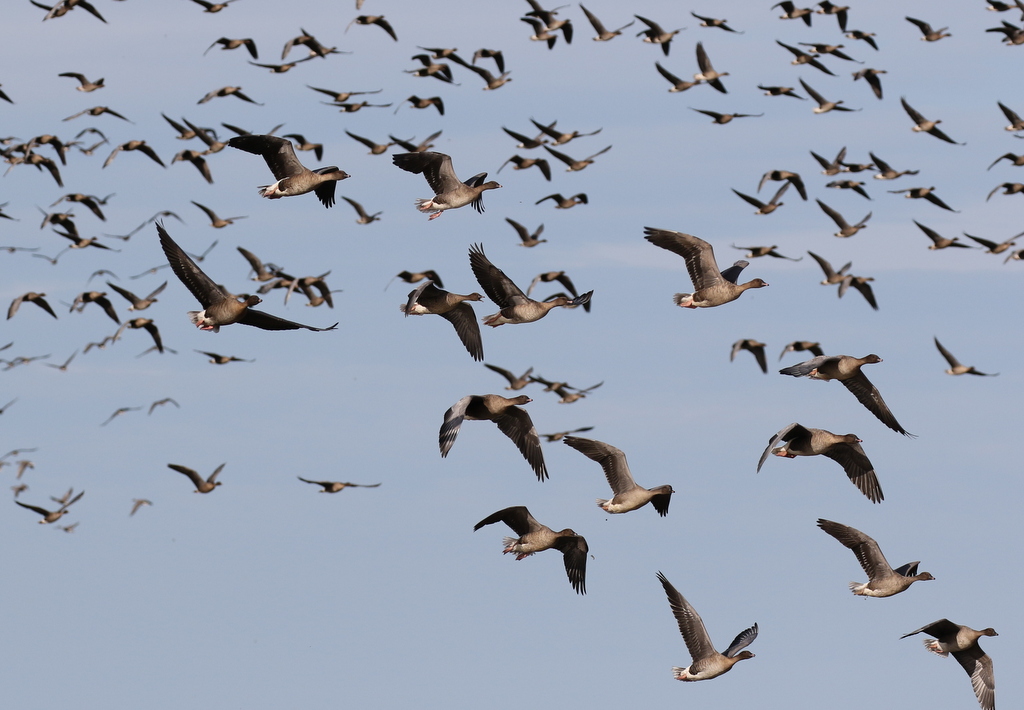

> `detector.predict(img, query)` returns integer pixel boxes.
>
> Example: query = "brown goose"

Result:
[15,490,83,524]
[563,436,673,516]
[913,221,970,249]
[474,506,587,594]
[204,37,258,59]
[901,620,997,710]
[779,341,824,360]
[8,292,58,320]
[484,364,534,391]
[732,183,788,214]
[168,463,223,493]
[657,572,757,681]
[159,224,337,332]
[535,193,588,209]
[934,337,998,376]
[580,4,634,40]
[297,477,380,493]
[469,244,591,326]
[758,170,808,199]
[905,16,951,42]
[643,228,768,308]
[497,155,552,181]
[506,218,546,247]
[730,339,767,373]
[393,152,501,220]
[817,518,934,596]
[228,134,348,208]
[757,423,883,503]
[635,14,685,56]
[341,197,381,225]
[400,280,484,361]
[870,152,919,180]
[901,98,963,144]
[779,355,912,436]
[439,394,546,480]
[817,199,871,237]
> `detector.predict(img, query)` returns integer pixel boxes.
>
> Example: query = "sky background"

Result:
[1,1,1021,708]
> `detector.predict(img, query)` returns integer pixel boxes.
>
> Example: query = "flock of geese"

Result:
[2,1,1017,708]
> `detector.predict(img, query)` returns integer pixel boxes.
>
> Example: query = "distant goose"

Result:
[889,186,959,212]
[816,199,871,237]
[779,340,824,360]
[816,1,850,31]
[758,170,807,199]
[506,218,546,247]
[691,108,763,124]
[580,4,634,40]
[691,11,742,33]
[635,14,685,55]
[535,193,588,209]
[15,490,84,523]
[776,40,835,75]
[730,339,768,373]
[693,42,728,92]
[869,152,919,180]
[774,1,813,24]
[934,337,998,376]
[733,183,788,214]
[800,79,859,113]
[852,68,886,99]
[297,477,380,493]
[168,463,223,493]
[901,98,964,144]
[912,221,970,249]
[905,16,951,41]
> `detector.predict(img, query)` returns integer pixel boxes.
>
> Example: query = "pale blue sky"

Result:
[1,1,1020,708]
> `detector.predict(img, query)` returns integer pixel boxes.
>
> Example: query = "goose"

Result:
[901,620,997,710]
[474,506,587,594]
[779,355,912,436]
[644,228,768,308]
[400,280,484,361]
[563,436,673,515]
[392,152,500,220]
[228,134,349,208]
[297,477,380,493]
[15,491,84,523]
[469,243,591,326]
[580,4,634,40]
[440,395,546,480]
[934,337,998,376]
[730,339,767,373]
[657,572,757,680]
[817,519,934,596]
[159,224,337,332]
[758,423,883,502]
[168,463,223,493]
